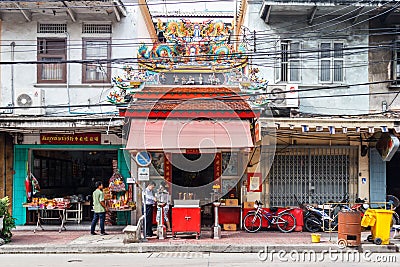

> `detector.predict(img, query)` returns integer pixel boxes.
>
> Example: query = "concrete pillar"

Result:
[358,144,370,200]
[0,133,14,212]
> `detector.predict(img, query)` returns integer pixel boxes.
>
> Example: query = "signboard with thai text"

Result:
[138,167,150,181]
[40,133,101,145]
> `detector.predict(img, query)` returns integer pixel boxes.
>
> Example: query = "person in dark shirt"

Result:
[143,181,156,237]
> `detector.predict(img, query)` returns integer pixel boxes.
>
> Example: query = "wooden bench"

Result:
[122,215,145,243]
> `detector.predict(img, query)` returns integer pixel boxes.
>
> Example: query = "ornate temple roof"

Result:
[133,86,242,100]
[123,86,257,119]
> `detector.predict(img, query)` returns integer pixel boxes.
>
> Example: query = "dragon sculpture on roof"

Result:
[137,19,248,72]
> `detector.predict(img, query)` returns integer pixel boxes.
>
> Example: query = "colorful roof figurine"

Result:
[109,19,269,111]
[137,19,248,72]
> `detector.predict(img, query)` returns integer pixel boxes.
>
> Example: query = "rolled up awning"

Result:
[125,119,253,151]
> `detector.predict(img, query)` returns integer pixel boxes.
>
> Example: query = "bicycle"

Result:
[243,200,296,233]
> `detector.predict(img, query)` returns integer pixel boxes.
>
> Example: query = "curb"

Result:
[0,243,398,254]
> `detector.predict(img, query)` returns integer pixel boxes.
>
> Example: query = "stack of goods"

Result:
[54,198,71,209]
[103,188,112,200]
[109,192,132,210]
[105,210,116,226]
[23,197,71,209]
[38,198,48,209]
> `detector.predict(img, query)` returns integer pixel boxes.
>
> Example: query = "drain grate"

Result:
[151,252,206,259]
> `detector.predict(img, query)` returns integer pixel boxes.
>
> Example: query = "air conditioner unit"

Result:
[14,90,45,116]
[267,84,299,108]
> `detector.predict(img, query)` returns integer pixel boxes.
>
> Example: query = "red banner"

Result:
[40,133,101,145]
[164,153,172,194]
[213,153,222,192]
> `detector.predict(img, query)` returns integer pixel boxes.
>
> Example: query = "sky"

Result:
[146,0,237,14]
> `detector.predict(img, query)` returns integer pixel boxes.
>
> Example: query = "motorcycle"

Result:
[351,197,369,217]
[295,195,352,233]
[386,195,400,226]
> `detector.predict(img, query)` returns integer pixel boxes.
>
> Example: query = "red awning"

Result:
[125,119,253,151]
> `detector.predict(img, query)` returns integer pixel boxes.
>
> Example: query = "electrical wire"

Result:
[1,1,400,118]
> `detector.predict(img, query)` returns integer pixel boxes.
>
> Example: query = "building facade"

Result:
[243,0,400,208]
[0,0,148,225]
[1,0,400,226]
[367,7,400,205]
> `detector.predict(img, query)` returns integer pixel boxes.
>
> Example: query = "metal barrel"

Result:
[338,210,362,247]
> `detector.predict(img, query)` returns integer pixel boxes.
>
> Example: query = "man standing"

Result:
[90,181,108,235]
[143,181,156,237]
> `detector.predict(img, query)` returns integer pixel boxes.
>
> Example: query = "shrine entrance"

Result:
[171,153,216,227]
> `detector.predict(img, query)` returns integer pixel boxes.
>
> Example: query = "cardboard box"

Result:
[243,201,255,209]
[223,224,237,231]
[225,199,239,206]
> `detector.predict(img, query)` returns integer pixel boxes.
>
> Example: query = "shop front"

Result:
[125,117,254,229]
[108,19,262,233]
[12,133,130,226]
[257,117,400,209]
[266,145,359,206]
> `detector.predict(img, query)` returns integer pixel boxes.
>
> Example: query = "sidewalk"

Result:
[1,228,399,254]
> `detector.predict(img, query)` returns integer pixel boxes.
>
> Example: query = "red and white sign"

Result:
[285,84,299,108]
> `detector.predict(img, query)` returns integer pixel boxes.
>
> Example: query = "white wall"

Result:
[1,7,145,116]
[245,3,370,115]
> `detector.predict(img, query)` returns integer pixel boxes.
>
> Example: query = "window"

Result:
[278,41,301,82]
[37,38,66,83]
[392,41,400,83]
[82,39,111,83]
[320,42,344,82]
[82,24,112,34]
[38,23,67,34]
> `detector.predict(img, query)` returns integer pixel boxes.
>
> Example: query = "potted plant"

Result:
[0,196,16,243]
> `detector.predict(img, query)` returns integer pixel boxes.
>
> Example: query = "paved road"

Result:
[0,252,398,267]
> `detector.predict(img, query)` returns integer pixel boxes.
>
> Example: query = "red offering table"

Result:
[172,207,201,239]
[218,205,241,225]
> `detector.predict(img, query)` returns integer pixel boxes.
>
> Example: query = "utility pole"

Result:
[253,30,256,53]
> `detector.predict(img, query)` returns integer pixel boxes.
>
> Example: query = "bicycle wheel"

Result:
[276,212,296,233]
[243,213,262,233]
[304,215,321,233]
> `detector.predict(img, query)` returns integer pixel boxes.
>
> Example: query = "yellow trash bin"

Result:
[361,209,394,245]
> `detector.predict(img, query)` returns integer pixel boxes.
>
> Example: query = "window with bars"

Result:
[277,41,301,83]
[82,24,112,34]
[320,42,344,82]
[37,38,66,83]
[38,23,67,34]
[392,41,400,83]
[82,39,111,83]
